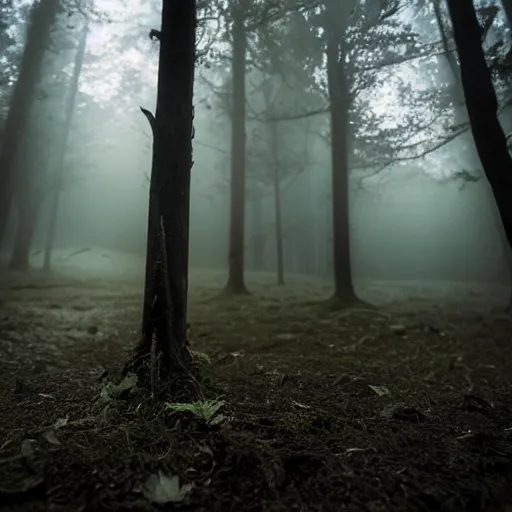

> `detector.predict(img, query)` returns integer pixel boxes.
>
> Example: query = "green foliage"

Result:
[165,399,225,424]
[203,0,512,174]
[190,349,212,365]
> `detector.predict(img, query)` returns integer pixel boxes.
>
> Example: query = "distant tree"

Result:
[246,0,430,302]
[0,0,61,251]
[8,7,87,271]
[210,0,314,295]
[256,76,312,285]
[43,20,89,273]
[126,0,198,392]
[274,0,398,303]
[322,0,360,304]
[225,0,249,294]
[446,0,512,310]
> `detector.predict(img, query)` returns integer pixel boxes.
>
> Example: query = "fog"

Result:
[0,0,511,294]
[2,2,512,509]
[28,160,507,283]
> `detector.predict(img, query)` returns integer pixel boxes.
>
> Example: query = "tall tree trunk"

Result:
[9,193,41,271]
[498,0,512,303]
[43,22,88,273]
[435,0,512,306]
[0,0,60,250]
[225,4,248,294]
[269,121,284,285]
[128,0,197,390]
[325,5,358,303]
[446,0,512,310]
[250,186,264,271]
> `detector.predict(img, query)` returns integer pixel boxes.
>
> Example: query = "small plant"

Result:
[190,350,211,365]
[165,399,225,424]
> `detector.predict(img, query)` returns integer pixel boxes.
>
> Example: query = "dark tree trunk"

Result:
[128,0,197,391]
[270,122,284,286]
[43,187,60,272]
[9,194,41,271]
[446,0,512,309]
[273,164,284,285]
[44,22,88,273]
[500,0,512,26]
[499,0,512,304]
[0,0,60,250]
[262,77,285,285]
[250,187,265,271]
[225,5,248,294]
[325,7,358,303]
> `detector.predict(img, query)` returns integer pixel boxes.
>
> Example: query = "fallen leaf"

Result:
[54,417,69,429]
[43,430,61,446]
[345,448,366,454]
[292,401,311,409]
[143,471,193,504]
[209,413,226,426]
[369,385,390,397]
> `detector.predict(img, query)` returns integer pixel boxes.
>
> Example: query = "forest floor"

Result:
[0,259,511,511]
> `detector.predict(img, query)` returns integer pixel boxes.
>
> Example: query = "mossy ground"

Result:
[0,269,511,511]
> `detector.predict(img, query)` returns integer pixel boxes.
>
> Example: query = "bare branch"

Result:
[379,0,405,20]
[352,124,470,174]
[249,105,330,122]
[140,107,156,138]
[194,140,228,154]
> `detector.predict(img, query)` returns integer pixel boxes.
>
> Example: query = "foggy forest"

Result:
[0,0,512,510]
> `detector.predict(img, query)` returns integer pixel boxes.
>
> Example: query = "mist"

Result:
[0,0,511,510]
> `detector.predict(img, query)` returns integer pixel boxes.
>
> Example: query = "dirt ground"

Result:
[0,267,511,512]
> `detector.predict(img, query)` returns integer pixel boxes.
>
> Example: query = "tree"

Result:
[43,20,89,273]
[219,0,313,294]
[446,0,512,297]
[127,0,198,393]
[269,118,285,285]
[225,0,249,294]
[247,0,430,301]
[8,6,87,272]
[323,0,360,303]
[0,0,61,251]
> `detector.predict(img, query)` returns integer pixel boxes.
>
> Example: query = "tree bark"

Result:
[499,0,512,305]
[0,0,60,250]
[250,187,265,271]
[129,0,197,391]
[270,122,284,286]
[44,22,88,273]
[325,3,358,303]
[225,4,249,294]
[446,1,512,292]
[9,192,42,271]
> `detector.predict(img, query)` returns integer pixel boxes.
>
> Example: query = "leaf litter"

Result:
[0,272,511,511]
